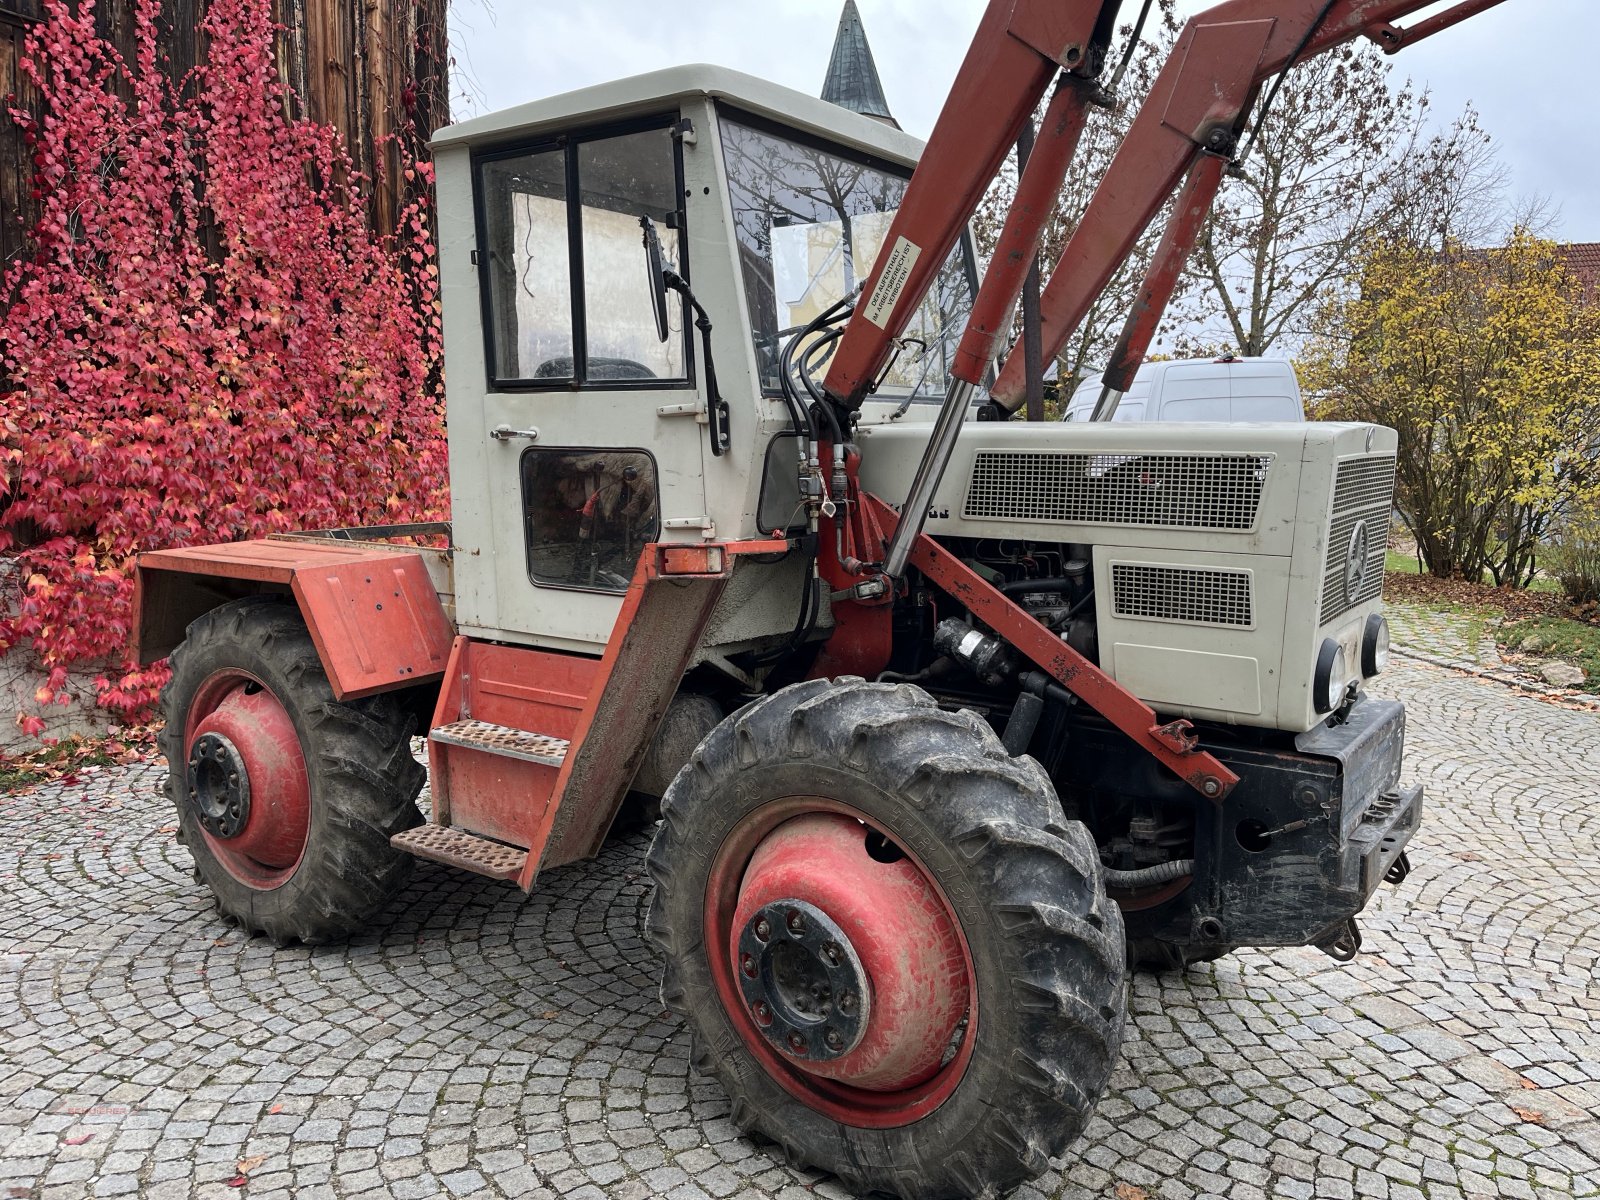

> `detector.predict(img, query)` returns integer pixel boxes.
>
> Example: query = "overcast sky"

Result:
[447,0,1598,242]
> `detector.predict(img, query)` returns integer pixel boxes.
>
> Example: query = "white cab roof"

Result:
[432,63,925,166]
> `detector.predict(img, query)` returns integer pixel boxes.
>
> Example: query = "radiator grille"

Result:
[1111,563,1254,627]
[1320,455,1395,624]
[964,450,1271,530]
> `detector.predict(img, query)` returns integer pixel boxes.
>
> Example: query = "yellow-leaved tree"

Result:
[1302,230,1600,585]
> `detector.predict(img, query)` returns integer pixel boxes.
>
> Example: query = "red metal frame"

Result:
[818,0,1510,412]
[823,0,1114,402]
[136,541,453,701]
[949,75,1097,387]
[806,447,896,681]
[860,493,1239,801]
[1098,150,1228,395]
[525,537,789,885]
[427,637,599,844]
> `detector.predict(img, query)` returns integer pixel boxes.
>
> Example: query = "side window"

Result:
[578,131,685,380]
[477,122,688,389]
[522,449,660,592]
[481,151,571,381]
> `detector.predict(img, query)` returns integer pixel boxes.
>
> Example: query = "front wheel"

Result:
[646,679,1127,1199]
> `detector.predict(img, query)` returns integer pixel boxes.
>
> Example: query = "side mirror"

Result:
[640,216,671,344]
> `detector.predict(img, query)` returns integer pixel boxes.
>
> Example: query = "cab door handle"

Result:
[490,425,540,443]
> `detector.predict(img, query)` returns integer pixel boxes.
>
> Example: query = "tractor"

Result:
[133,1,1504,1195]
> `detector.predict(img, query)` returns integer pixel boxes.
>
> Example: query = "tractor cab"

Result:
[431,65,978,654]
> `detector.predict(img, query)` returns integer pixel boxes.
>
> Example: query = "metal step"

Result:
[430,719,569,767]
[390,823,526,881]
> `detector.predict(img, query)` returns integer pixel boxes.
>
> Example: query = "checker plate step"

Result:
[390,824,526,881]
[430,719,569,767]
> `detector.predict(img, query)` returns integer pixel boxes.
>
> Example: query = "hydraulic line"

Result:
[1101,859,1195,889]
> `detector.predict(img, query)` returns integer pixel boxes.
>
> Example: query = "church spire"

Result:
[821,1,899,129]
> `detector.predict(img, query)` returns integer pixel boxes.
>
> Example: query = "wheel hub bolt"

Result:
[736,898,871,1063]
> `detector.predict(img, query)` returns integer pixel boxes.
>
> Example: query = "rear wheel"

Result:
[647,678,1126,1199]
[159,596,425,944]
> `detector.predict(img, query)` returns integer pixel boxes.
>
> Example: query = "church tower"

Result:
[820,1,900,129]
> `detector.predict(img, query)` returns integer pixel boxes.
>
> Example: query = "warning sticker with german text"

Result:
[860,236,922,329]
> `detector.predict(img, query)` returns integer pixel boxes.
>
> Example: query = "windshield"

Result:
[718,111,976,402]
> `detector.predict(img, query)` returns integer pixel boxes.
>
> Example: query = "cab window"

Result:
[522,449,660,592]
[717,109,976,403]
[477,121,689,389]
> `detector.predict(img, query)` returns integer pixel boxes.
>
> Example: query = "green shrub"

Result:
[1546,512,1600,606]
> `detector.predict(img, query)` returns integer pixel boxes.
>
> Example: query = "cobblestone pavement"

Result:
[3,650,1598,1200]
[1386,602,1599,711]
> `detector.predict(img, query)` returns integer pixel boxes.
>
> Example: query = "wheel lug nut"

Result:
[753,1001,771,1023]
[786,911,804,934]
[838,991,856,1014]
[825,1028,843,1050]
[821,942,839,965]
[740,953,756,978]
[787,1032,806,1053]
[754,918,771,942]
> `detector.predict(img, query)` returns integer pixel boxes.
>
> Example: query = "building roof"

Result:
[1559,242,1600,302]
[821,1,898,129]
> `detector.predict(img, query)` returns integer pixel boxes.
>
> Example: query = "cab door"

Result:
[446,117,711,652]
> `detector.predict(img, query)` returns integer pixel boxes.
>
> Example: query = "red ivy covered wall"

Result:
[0,0,450,737]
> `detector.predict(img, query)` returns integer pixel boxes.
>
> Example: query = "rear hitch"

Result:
[1384,851,1412,887]
[1317,918,1363,963]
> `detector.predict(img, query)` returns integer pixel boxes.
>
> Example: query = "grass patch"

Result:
[1385,550,1423,576]
[1500,616,1600,693]
[0,729,155,793]
[1384,550,1565,594]
[0,738,116,791]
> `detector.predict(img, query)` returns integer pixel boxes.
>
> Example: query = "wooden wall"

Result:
[0,0,449,266]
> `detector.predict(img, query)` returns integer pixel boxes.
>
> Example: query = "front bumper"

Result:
[1197,695,1424,948]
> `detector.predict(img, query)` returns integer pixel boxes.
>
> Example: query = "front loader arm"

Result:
[822,0,1511,415]
[820,0,1127,407]
[819,0,1509,579]
[989,0,1514,410]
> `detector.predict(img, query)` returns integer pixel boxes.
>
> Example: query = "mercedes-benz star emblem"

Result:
[1345,520,1371,603]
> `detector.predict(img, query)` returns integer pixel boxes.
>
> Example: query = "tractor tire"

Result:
[646,678,1127,1200]
[159,595,425,945]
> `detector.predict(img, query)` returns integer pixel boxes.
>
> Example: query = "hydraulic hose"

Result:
[1101,859,1195,889]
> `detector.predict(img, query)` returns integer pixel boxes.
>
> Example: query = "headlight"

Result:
[1314,639,1352,713]
[1362,613,1390,677]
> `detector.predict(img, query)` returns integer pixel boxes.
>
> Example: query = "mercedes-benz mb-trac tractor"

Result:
[135,2,1506,1195]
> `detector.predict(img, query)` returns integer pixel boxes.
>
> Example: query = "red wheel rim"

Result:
[705,797,978,1129]
[183,669,311,890]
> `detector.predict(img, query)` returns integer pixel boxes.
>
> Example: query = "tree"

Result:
[1177,42,1439,357]
[1302,230,1600,585]
[0,0,447,733]
[971,0,1182,406]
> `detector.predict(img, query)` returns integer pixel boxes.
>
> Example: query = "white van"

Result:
[1062,356,1305,423]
